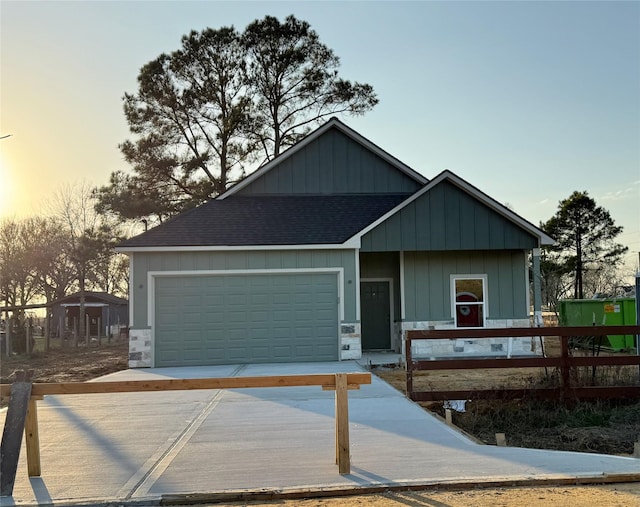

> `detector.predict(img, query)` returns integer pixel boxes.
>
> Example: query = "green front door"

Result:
[360,281,391,350]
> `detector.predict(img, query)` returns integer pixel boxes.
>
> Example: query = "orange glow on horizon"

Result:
[0,153,16,218]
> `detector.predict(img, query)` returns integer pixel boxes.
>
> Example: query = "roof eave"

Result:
[115,238,362,254]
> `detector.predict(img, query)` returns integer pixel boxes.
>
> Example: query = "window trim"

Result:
[450,274,488,328]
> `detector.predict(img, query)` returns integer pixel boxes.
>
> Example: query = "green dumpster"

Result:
[557,297,637,351]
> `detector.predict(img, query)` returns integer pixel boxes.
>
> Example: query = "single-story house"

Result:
[117,118,554,368]
[50,291,129,338]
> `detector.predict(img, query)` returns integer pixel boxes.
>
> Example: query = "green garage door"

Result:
[154,272,339,366]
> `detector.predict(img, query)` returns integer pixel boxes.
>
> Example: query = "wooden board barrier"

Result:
[1,372,371,481]
[1,373,372,398]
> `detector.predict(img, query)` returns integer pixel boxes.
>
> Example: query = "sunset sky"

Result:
[1,1,638,269]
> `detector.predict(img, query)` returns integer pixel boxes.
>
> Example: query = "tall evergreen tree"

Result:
[242,15,378,160]
[542,191,628,299]
[96,26,252,222]
[95,15,377,223]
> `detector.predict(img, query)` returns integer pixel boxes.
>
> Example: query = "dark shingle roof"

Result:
[119,194,412,248]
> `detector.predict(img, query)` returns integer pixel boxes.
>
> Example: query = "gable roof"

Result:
[219,117,428,199]
[117,194,411,251]
[350,170,555,247]
[116,118,553,252]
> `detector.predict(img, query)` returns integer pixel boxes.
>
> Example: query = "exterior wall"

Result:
[403,250,529,323]
[361,180,538,252]
[401,318,542,358]
[129,249,360,365]
[400,249,537,358]
[237,129,422,195]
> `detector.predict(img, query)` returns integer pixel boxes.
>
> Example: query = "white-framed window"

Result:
[450,275,487,328]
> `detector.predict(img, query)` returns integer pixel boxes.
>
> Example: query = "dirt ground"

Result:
[1,341,639,506]
[0,340,129,385]
[199,483,640,507]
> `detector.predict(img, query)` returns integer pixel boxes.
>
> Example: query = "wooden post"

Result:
[0,371,32,496]
[560,334,571,398]
[445,409,453,425]
[97,317,101,346]
[26,319,33,354]
[44,308,50,352]
[85,314,89,346]
[6,315,13,355]
[405,335,413,398]
[29,316,33,351]
[335,373,350,474]
[107,307,111,344]
[25,397,41,476]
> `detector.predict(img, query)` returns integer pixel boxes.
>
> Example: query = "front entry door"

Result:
[360,281,391,350]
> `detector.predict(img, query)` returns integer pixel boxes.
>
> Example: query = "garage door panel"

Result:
[204,344,224,357]
[249,330,270,340]
[181,277,201,288]
[316,310,334,321]
[272,311,292,322]
[228,347,248,359]
[250,311,270,324]
[294,344,313,355]
[295,331,313,341]
[250,293,269,304]
[155,273,339,366]
[316,327,337,338]
[204,316,224,327]
[226,310,247,321]
[226,327,246,338]
[316,345,336,357]
[294,309,313,320]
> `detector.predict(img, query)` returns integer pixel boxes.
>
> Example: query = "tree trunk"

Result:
[575,228,583,299]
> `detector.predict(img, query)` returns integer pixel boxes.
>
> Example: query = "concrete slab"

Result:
[1,361,639,506]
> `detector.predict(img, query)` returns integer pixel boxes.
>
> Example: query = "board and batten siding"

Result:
[130,249,358,329]
[237,129,422,195]
[403,250,529,322]
[361,180,539,252]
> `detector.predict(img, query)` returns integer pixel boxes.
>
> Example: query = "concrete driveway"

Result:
[1,361,639,506]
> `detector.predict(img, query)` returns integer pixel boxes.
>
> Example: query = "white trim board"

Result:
[117,241,361,254]
[399,251,406,320]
